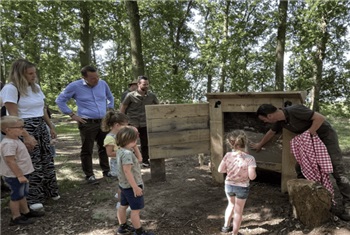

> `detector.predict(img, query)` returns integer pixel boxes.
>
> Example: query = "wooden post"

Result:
[209,99,224,183]
[150,159,166,182]
[281,129,297,192]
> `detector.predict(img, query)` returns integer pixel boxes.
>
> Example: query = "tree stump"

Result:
[287,179,332,228]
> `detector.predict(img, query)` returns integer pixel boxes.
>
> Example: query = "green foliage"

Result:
[321,103,350,153]
[321,102,350,119]
[54,121,79,136]
[0,0,350,107]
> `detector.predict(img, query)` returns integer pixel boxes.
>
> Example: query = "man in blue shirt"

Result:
[56,65,114,184]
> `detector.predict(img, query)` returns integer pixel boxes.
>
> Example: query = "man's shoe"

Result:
[29,203,44,211]
[117,223,135,234]
[9,215,35,226]
[86,175,99,184]
[22,209,45,218]
[221,226,233,233]
[142,162,150,168]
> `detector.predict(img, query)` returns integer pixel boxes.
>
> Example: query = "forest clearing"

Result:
[1,116,350,235]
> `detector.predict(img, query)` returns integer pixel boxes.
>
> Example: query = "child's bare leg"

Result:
[19,198,30,214]
[117,205,128,224]
[9,200,21,219]
[232,198,247,235]
[224,194,235,227]
[130,209,141,229]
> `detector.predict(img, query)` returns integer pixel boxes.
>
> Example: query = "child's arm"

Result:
[218,158,227,173]
[4,155,29,183]
[218,161,226,173]
[248,166,257,180]
[133,145,142,163]
[123,164,143,197]
[105,145,117,158]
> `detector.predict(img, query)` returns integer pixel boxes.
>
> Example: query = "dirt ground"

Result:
[1,120,350,235]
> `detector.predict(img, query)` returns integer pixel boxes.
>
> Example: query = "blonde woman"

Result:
[0,59,59,211]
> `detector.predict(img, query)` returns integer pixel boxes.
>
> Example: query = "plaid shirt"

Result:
[290,130,334,200]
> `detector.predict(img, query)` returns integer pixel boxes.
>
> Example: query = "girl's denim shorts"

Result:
[225,184,250,199]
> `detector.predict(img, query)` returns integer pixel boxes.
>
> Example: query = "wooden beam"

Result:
[208,99,224,183]
[281,129,297,193]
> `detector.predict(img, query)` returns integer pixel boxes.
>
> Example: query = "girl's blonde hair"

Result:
[1,116,24,131]
[226,129,248,152]
[101,110,129,132]
[8,59,39,96]
[116,126,138,148]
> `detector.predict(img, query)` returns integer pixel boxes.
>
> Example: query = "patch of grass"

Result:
[55,122,79,135]
[327,116,350,154]
[91,190,114,204]
[1,197,10,208]
[92,212,109,221]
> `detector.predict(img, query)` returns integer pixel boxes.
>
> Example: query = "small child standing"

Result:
[101,111,141,233]
[101,110,142,177]
[116,126,154,235]
[0,116,45,226]
[218,130,257,235]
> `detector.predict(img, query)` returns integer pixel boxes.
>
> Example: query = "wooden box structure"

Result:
[146,91,306,192]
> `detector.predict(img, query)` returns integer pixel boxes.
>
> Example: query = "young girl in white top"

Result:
[218,130,257,235]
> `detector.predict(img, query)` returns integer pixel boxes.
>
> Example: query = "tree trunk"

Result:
[126,1,144,78]
[311,16,328,112]
[275,0,288,91]
[0,42,6,84]
[219,1,230,92]
[207,73,212,93]
[79,2,91,67]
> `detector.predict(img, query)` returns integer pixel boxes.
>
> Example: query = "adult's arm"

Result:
[120,103,128,114]
[55,84,87,124]
[250,129,276,152]
[105,82,115,109]
[43,106,56,139]
[55,84,75,115]
[309,112,325,135]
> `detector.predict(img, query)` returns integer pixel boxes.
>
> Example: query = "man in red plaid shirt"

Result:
[250,103,350,221]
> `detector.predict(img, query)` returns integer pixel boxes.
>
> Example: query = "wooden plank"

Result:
[150,159,166,182]
[211,98,284,112]
[256,161,282,173]
[206,91,307,103]
[146,103,209,119]
[147,116,209,133]
[208,99,224,183]
[281,129,297,193]
[148,129,210,146]
[149,141,210,159]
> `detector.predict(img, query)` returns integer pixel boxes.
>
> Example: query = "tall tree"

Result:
[79,2,91,67]
[275,0,288,91]
[287,0,350,111]
[126,1,144,78]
